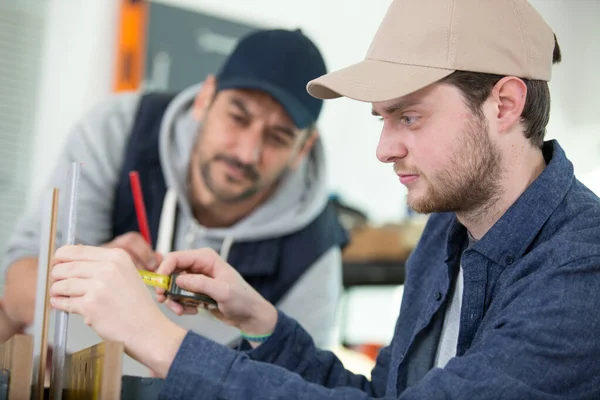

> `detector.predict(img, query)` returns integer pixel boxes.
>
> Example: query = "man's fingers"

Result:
[54,245,140,274]
[126,252,150,271]
[156,249,220,277]
[49,277,90,298]
[54,245,116,264]
[50,296,82,315]
[110,233,157,271]
[155,292,166,303]
[155,252,183,276]
[181,306,199,315]
[158,292,195,316]
[163,298,199,315]
[165,298,184,315]
[51,261,105,280]
[175,274,228,304]
[209,308,227,321]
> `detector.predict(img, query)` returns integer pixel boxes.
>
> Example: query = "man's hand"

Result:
[102,232,162,271]
[2,232,159,332]
[3,257,38,326]
[156,249,278,338]
[49,245,185,377]
[0,299,25,343]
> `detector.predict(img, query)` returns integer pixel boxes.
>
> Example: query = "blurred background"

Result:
[1,0,599,376]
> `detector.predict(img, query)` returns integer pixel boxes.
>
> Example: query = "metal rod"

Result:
[50,162,81,400]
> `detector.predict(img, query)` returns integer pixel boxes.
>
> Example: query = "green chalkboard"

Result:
[143,3,261,92]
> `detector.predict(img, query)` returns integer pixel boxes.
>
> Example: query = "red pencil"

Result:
[129,171,152,245]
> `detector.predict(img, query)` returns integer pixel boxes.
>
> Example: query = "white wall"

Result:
[28,0,600,224]
[27,0,120,208]
[528,0,600,180]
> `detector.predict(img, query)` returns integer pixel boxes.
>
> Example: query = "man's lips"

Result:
[398,174,419,185]
[223,162,247,180]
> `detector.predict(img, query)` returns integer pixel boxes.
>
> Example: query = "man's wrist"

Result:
[127,317,187,378]
[239,302,278,338]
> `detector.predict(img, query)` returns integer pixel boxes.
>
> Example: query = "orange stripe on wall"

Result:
[113,0,149,92]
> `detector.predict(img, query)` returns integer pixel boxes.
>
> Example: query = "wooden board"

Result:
[0,334,33,400]
[64,341,123,400]
[33,188,59,400]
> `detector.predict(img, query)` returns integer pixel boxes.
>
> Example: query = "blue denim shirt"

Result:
[160,140,600,399]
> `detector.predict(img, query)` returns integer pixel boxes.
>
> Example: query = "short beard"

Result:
[407,114,503,217]
[200,156,262,204]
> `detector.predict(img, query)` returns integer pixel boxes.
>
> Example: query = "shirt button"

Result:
[505,255,514,265]
[435,292,442,301]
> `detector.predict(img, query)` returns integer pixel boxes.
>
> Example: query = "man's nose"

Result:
[233,129,262,165]
[376,126,408,163]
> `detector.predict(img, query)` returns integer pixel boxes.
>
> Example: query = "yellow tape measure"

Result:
[138,270,171,290]
[137,270,218,309]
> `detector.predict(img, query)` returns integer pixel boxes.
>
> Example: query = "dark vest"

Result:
[112,92,349,305]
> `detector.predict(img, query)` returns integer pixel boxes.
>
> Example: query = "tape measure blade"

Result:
[138,270,170,290]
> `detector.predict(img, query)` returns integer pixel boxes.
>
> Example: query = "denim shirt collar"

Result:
[460,140,574,266]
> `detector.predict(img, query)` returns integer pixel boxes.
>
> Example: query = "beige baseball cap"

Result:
[307,0,556,102]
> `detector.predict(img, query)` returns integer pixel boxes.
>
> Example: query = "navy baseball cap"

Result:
[215,28,327,129]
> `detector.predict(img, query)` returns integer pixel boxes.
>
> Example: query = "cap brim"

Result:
[218,78,314,129]
[307,59,456,102]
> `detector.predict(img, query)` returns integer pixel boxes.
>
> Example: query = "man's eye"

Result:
[401,116,419,125]
[230,114,246,124]
[267,134,289,147]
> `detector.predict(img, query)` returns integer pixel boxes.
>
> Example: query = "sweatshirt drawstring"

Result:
[219,235,234,262]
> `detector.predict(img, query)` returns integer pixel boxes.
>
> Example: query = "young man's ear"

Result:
[192,74,217,120]
[491,76,527,135]
[290,127,319,170]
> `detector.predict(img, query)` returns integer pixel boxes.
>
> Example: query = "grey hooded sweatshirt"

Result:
[3,84,344,377]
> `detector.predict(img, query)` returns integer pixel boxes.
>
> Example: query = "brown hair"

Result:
[441,34,562,148]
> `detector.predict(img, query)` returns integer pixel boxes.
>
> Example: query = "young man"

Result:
[48,0,600,398]
[1,29,348,374]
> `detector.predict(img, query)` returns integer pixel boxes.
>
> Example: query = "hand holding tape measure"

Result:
[138,270,218,310]
[129,171,218,310]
